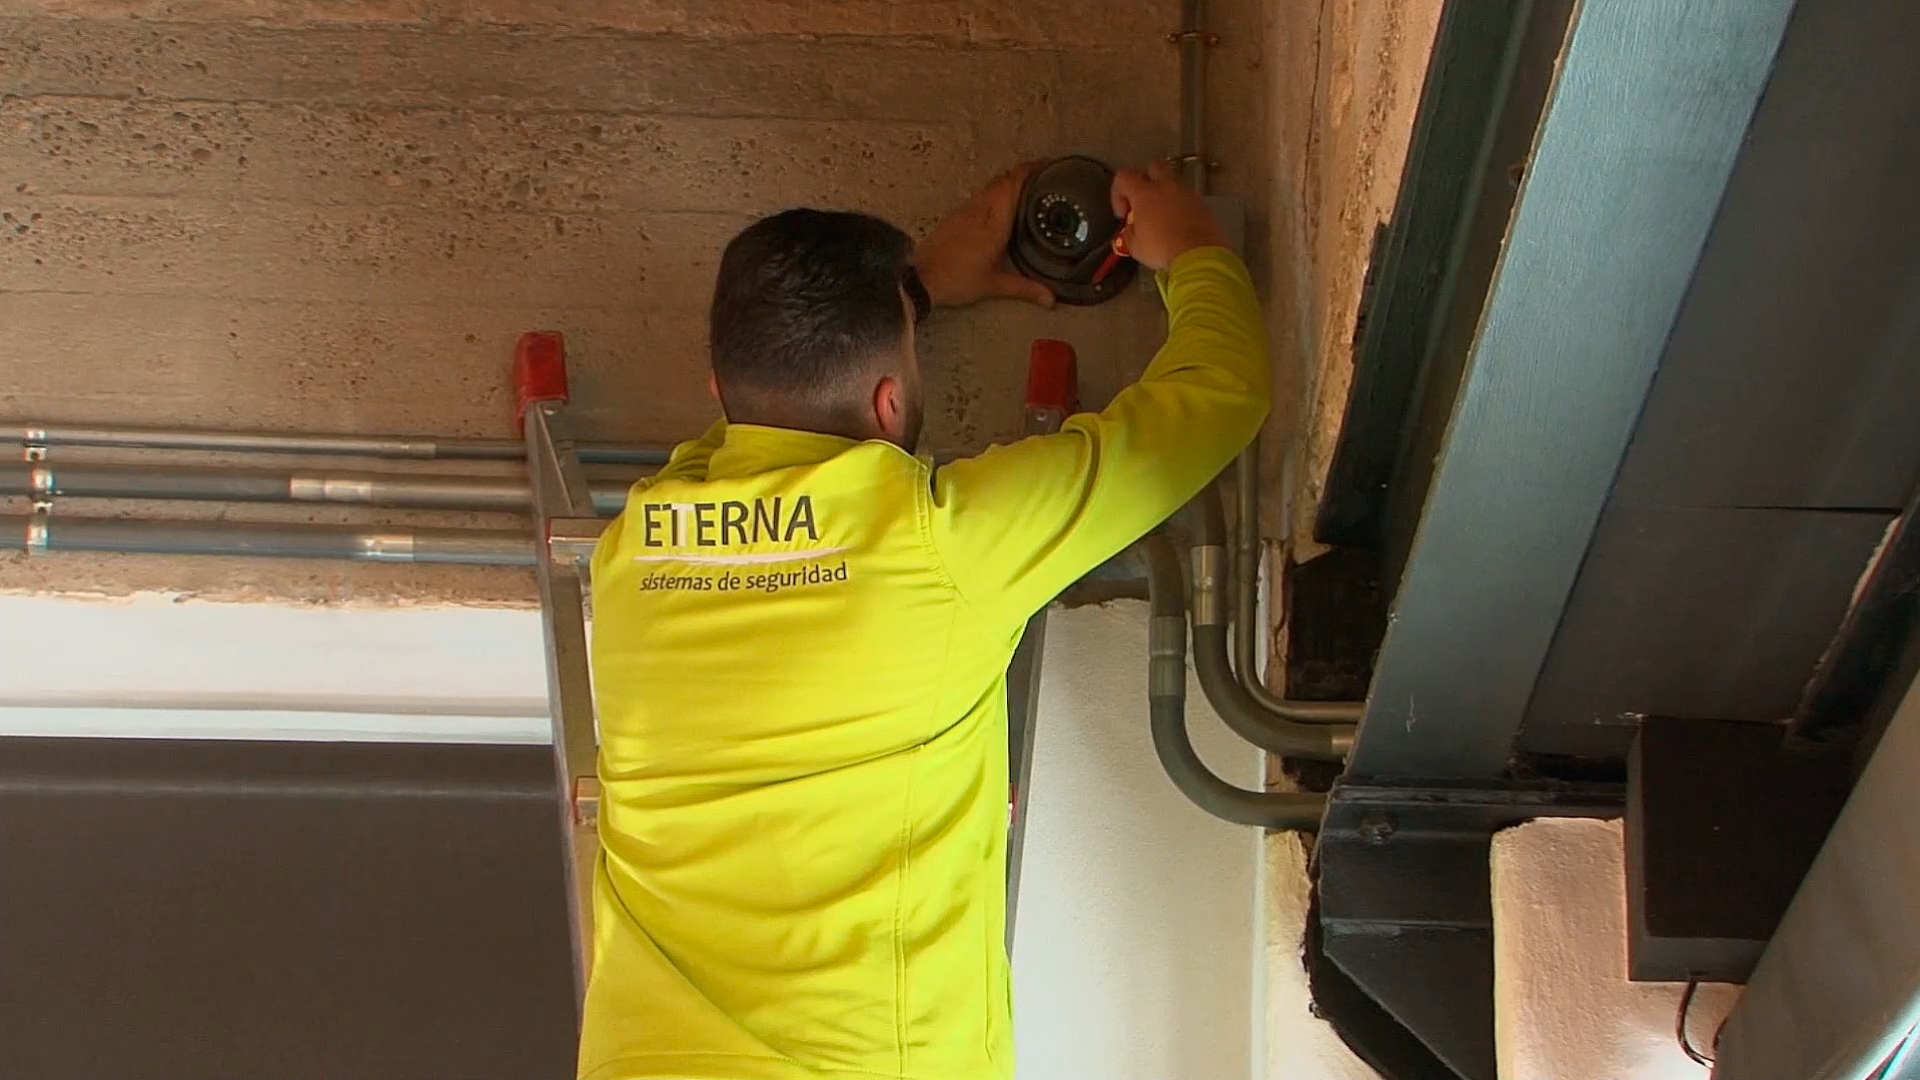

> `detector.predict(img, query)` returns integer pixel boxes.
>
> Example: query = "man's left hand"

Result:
[914,163,1057,310]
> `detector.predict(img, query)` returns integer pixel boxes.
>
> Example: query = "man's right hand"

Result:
[1110,160,1228,271]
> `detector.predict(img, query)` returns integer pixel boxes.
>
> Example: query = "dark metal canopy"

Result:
[1306,0,1920,1075]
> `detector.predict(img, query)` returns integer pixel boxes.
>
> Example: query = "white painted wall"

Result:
[1262,830,1381,1080]
[1492,818,1742,1080]
[0,592,1361,1079]
[1014,603,1261,1078]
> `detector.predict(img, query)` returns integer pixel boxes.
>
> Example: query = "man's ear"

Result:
[872,374,906,442]
[707,372,721,402]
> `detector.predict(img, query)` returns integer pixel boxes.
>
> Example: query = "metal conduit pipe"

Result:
[1173,0,1320,721]
[2,515,534,565]
[1191,487,1360,757]
[1229,459,1362,723]
[1,462,634,515]
[8,422,672,466]
[1176,0,1212,192]
[1146,532,1325,830]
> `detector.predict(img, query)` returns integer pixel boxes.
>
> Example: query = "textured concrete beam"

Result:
[0,18,1061,119]
[5,97,969,217]
[0,1,1169,49]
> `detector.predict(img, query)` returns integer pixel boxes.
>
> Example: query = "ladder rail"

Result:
[517,333,604,1009]
[1004,340,1077,953]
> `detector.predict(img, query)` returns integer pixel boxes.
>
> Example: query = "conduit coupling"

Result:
[24,510,50,555]
[1191,545,1229,627]
[1150,614,1189,698]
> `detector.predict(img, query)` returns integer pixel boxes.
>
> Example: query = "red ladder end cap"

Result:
[1026,339,1079,414]
[514,331,568,428]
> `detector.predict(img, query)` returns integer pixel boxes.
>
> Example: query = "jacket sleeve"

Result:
[927,246,1271,634]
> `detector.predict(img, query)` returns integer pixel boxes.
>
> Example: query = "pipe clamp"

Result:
[24,509,50,555]
[1191,545,1228,626]
[1150,615,1188,697]
[359,532,416,562]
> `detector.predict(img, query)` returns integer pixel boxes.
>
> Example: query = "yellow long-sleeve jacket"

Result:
[581,247,1270,1080]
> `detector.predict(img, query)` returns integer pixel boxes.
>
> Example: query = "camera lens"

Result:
[1035,194,1091,254]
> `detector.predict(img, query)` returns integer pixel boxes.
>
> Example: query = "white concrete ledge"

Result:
[0,705,550,744]
[1492,818,1741,1080]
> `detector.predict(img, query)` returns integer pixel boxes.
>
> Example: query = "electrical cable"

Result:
[1676,979,1719,1068]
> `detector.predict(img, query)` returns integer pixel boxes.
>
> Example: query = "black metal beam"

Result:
[1513,0,1920,761]
[1601,0,1920,519]
[1304,893,1463,1080]
[1315,0,1573,556]
[1519,505,1891,760]
[1316,780,1623,1080]
[1346,0,1801,780]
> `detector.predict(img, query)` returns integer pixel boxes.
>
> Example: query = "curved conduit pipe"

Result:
[1147,531,1325,829]
[1189,488,1358,760]
[1231,452,1356,723]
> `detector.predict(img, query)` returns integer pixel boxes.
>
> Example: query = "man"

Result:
[583,160,1269,1080]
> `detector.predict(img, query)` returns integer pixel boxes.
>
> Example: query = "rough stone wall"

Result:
[1259,0,1441,554]
[1,0,1286,604]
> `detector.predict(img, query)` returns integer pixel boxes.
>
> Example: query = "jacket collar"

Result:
[704,423,865,479]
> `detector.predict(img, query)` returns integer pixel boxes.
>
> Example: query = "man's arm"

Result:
[927,241,1268,632]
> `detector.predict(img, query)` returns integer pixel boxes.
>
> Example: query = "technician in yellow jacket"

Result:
[584,160,1269,1080]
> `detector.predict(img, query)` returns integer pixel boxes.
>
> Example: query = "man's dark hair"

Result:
[709,209,921,428]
